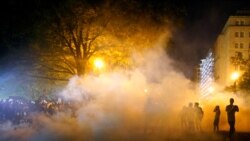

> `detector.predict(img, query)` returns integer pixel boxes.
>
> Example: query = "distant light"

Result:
[231,72,240,81]
[208,87,214,93]
[144,89,148,93]
[94,58,105,69]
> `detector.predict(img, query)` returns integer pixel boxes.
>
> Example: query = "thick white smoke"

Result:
[3,37,250,141]
[55,45,200,140]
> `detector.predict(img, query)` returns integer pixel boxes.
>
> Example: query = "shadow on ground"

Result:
[218,131,250,141]
[98,130,250,141]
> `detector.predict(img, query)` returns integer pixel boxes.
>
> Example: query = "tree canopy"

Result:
[29,0,185,80]
[0,0,186,98]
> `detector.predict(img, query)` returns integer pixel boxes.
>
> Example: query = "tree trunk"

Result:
[76,58,86,76]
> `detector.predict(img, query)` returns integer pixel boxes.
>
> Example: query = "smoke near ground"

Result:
[1,38,250,141]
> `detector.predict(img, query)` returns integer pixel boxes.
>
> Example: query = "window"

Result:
[240,43,244,48]
[235,43,238,48]
[235,32,239,37]
[240,21,244,25]
[236,21,239,25]
[240,32,244,37]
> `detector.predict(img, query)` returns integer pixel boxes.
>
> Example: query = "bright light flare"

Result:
[231,71,240,81]
[208,86,214,93]
[94,58,105,69]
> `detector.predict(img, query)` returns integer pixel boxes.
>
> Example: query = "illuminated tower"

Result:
[214,13,250,87]
[199,51,214,97]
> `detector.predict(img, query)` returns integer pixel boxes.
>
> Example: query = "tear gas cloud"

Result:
[1,38,250,141]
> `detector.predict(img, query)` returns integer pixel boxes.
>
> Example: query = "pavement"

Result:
[1,128,250,141]
[218,131,250,141]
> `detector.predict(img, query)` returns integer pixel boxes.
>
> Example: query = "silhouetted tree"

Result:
[30,0,185,80]
[238,61,250,91]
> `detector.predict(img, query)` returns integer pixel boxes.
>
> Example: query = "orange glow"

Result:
[94,58,105,69]
[231,71,240,81]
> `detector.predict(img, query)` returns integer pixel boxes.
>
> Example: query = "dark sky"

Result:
[168,0,250,78]
[0,0,250,78]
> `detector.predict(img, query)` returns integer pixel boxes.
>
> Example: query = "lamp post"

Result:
[231,71,240,93]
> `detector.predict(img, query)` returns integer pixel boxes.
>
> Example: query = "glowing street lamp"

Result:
[208,86,214,93]
[231,71,240,93]
[93,58,105,75]
[231,71,240,81]
[94,58,105,69]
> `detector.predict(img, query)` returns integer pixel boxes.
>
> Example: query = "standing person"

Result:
[186,102,195,132]
[226,98,239,139]
[194,102,204,132]
[213,105,221,132]
[180,106,188,130]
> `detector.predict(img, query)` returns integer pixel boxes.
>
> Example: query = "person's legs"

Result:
[213,122,217,132]
[214,119,219,132]
[229,121,235,138]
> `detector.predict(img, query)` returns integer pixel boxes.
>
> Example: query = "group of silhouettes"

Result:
[180,102,204,132]
[182,98,239,140]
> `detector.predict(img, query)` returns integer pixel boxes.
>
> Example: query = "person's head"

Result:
[189,102,193,107]
[230,98,234,105]
[215,105,219,109]
[195,102,199,107]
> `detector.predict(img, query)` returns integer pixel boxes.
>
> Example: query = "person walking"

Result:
[226,98,239,140]
[213,105,220,132]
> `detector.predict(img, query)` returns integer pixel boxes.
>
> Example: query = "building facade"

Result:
[214,15,250,87]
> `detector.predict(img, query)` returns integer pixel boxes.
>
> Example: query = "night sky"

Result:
[0,0,250,78]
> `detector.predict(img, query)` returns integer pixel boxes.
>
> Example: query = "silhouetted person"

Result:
[194,102,204,132]
[180,106,188,130]
[213,105,220,132]
[187,102,195,132]
[226,98,239,140]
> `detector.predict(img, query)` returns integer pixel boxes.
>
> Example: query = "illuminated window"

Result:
[235,32,239,37]
[235,43,238,48]
[240,32,244,37]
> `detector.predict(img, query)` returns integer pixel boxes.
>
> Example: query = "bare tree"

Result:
[46,4,110,76]
[31,0,183,80]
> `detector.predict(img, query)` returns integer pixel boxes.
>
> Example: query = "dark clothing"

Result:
[213,107,220,132]
[213,107,220,125]
[226,104,239,138]
[228,121,235,137]
[226,105,239,122]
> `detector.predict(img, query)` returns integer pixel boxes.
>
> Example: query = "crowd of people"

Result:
[0,96,76,126]
[181,98,239,141]
[0,95,240,141]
